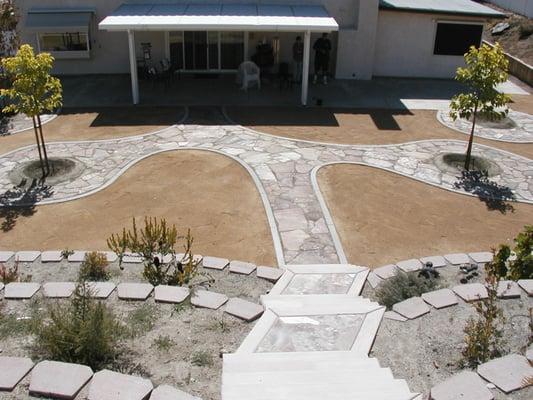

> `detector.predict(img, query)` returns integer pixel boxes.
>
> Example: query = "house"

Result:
[17,0,504,105]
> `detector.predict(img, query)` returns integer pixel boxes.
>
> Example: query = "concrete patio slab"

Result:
[229,261,257,275]
[88,369,153,400]
[518,279,533,296]
[0,356,34,391]
[396,259,423,273]
[4,282,40,299]
[256,266,284,283]
[202,256,229,270]
[453,283,488,302]
[67,251,86,263]
[40,251,63,263]
[43,282,76,298]
[419,255,447,268]
[392,297,430,319]
[422,289,458,309]
[469,252,493,264]
[477,354,533,394]
[430,370,493,400]
[154,285,190,303]
[366,272,383,289]
[191,290,228,309]
[117,283,154,300]
[0,251,14,262]
[87,282,116,299]
[150,384,202,400]
[29,360,93,400]
[373,264,398,279]
[497,280,522,299]
[383,311,407,322]
[444,253,470,265]
[14,251,40,263]
[225,298,264,322]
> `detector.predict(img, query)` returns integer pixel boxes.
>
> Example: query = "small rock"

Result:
[491,22,510,35]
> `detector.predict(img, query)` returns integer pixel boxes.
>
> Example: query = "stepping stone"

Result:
[117,283,154,300]
[43,282,76,298]
[497,280,522,299]
[396,259,423,273]
[153,253,173,264]
[87,282,116,299]
[202,256,229,270]
[0,251,14,262]
[40,251,63,263]
[191,290,228,309]
[88,369,153,400]
[477,354,533,394]
[4,282,41,299]
[224,298,264,321]
[122,253,143,263]
[419,255,447,268]
[526,345,533,363]
[392,297,430,319]
[383,310,407,322]
[154,285,190,303]
[0,356,34,391]
[0,282,3,292]
[422,288,458,309]
[15,251,40,263]
[469,252,493,264]
[229,261,256,275]
[150,384,201,400]
[444,253,470,265]
[104,252,118,263]
[176,253,203,266]
[430,370,493,400]
[67,251,86,262]
[29,360,93,399]
[453,283,488,302]
[366,271,383,288]
[518,279,533,296]
[256,266,283,282]
[373,264,398,279]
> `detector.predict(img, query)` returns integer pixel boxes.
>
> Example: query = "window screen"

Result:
[434,23,483,56]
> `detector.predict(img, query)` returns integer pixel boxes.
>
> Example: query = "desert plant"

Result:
[450,43,511,170]
[152,334,175,351]
[0,258,19,283]
[31,280,123,370]
[78,251,110,281]
[107,217,201,286]
[489,225,533,280]
[191,350,213,367]
[375,270,440,309]
[126,303,159,338]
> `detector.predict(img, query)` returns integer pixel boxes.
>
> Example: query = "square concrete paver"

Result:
[0,356,34,391]
[518,279,533,296]
[202,256,229,270]
[15,251,40,263]
[419,255,447,268]
[497,280,522,299]
[67,251,86,262]
[88,369,153,400]
[29,360,93,399]
[256,266,284,282]
[366,272,383,288]
[469,252,493,264]
[383,311,407,322]
[444,253,470,265]
[453,283,488,302]
[150,384,201,400]
[191,290,228,309]
[422,288,458,309]
[122,253,143,263]
[392,297,430,319]
[477,354,533,393]
[0,251,14,262]
[154,285,190,303]
[224,298,264,321]
[43,282,76,298]
[117,283,154,300]
[87,282,116,299]
[373,264,398,279]
[229,261,257,275]
[40,251,63,263]
[104,252,118,263]
[396,259,423,273]
[4,282,41,299]
[430,370,493,400]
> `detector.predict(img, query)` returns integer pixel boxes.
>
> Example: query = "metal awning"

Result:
[26,8,95,33]
[98,3,338,32]
[379,0,505,18]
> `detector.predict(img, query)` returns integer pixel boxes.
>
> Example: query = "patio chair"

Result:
[237,61,261,91]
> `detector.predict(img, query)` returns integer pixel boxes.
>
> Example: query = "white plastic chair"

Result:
[237,61,261,91]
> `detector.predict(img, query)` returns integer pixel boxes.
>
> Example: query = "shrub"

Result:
[107,217,201,286]
[31,281,123,370]
[0,259,30,283]
[191,350,213,367]
[152,335,174,351]
[126,303,159,338]
[519,20,533,39]
[489,225,532,280]
[78,251,110,281]
[376,270,440,309]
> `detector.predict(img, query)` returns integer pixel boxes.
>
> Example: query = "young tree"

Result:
[1,44,62,176]
[450,43,511,171]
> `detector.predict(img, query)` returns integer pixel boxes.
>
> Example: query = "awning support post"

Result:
[127,29,139,104]
[301,30,311,106]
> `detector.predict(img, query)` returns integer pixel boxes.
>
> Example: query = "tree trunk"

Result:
[32,116,46,178]
[465,103,478,171]
[37,114,50,175]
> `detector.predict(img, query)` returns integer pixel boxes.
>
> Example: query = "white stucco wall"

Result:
[373,10,486,79]
[487,0,533,18]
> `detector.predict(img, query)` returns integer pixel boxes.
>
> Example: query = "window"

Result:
[39,32,89,52]
[434,23,483,56]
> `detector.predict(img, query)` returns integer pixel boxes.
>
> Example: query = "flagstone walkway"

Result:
[0,108,532,266]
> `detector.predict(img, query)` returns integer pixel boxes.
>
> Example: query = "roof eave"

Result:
[378,5,506,19]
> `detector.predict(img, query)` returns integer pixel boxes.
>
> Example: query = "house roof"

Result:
[379,0,505,18]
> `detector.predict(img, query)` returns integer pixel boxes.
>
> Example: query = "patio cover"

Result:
[25,8,95,33]
[98,3,339,32]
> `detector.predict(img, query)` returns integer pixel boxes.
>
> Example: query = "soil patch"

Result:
[317,164,533,268]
